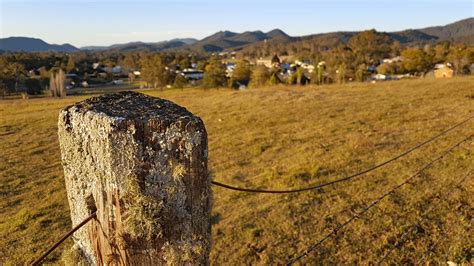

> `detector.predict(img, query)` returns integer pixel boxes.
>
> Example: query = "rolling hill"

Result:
[388,30,438,43]
[238,18,473,55]
[81,38,198,52]
[418,17,474,40]
[188,17,473,52]
[0,17,472,53]
[0,37,79,52]
[189,29,292,52]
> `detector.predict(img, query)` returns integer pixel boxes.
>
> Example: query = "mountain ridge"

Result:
[0,37,79,52]
[80,38,198,51]
[1,18,472,53]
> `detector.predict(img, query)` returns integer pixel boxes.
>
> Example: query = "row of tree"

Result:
[1,30,473,95]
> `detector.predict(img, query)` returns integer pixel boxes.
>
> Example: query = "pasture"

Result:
[0,77,473,264]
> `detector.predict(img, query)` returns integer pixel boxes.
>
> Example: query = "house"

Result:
[182,69,204,80]
[225,63,236,77]
[112,66,123,75]
[382,56,402,64]
[434,63,454,78]
[373,73,389,81]
[294,60,315,73]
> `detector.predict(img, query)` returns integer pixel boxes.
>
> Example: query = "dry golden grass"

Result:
[1,77,473,264]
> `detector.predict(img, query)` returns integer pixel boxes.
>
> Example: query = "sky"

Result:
[0,0,473,47]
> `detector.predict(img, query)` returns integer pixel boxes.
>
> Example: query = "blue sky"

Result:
[0,0,472,47]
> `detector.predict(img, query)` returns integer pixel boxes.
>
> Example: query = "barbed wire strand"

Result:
[26,118,473,265]
[376,169,472,265]
[30,211,97,266]
[286,135,471,265]
[211,116,473,194]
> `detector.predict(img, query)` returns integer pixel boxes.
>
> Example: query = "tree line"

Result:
[1,29,473,96]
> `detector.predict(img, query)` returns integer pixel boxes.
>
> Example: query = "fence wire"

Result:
[287,135,471,265]
[30,212,97,266]
[212,116,472,193]
[29,116,473,265]
[376,169,472,264]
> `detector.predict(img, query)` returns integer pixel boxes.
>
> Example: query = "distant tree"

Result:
[432,42,450,63]
[324,45,356,81]
[376,63,396,75]
[401,47,430,74]
[268,69,281,85]
[0,58,9,95]
[336,63,346,84]
[128,72,135,84]
[140,54,172,88]
[197,60,208,71]
[66,56,76,73]
[0,81,7,97]
[229,60,252,88]
[467,47,474,65]
[5,62,26,93]
[447,44,470,75]
[121,53,140,71]
[271,54,281,65]
[202,58,226,88]
[390,41,403,57]
[178,57,192,70]
[250,65,270,88]
[50,69,66,97]
[296,67,308,85]
[39,67,50,79]
[311,64,326,85]
[355,64,368,82]
[173,74,188,88]
[348,29,393,65]
[24,78,42,95]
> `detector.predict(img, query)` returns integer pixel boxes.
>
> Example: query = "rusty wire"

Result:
[30,211,97,266]
[27,116,472,265]
[211,116,472,193]
[376,169,472,264]
[286,135,471,265]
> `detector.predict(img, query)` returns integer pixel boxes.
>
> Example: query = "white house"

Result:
[373,73,388,80]
[382,56,402,64]
[225,63,236,77]
[182,68,204,80]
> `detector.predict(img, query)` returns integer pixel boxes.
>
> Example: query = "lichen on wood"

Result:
[58,91,211,265]
[122,176,164,241]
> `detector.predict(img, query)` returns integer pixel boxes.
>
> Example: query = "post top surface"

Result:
[68,91,195,121]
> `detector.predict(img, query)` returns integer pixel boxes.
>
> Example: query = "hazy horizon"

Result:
[1,0,473,47]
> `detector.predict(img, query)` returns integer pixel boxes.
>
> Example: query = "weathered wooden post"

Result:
[58,91,211,265]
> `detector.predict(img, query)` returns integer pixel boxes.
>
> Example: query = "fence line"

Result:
[211,116,472,193]
[286,135,471,265]
[29,117,472,264]
[30,212,97,266]
[376,169,472,264]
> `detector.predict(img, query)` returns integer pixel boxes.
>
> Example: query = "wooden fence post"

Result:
[58,91,211,265]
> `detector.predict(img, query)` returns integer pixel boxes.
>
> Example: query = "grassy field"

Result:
[0,77,473,264]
